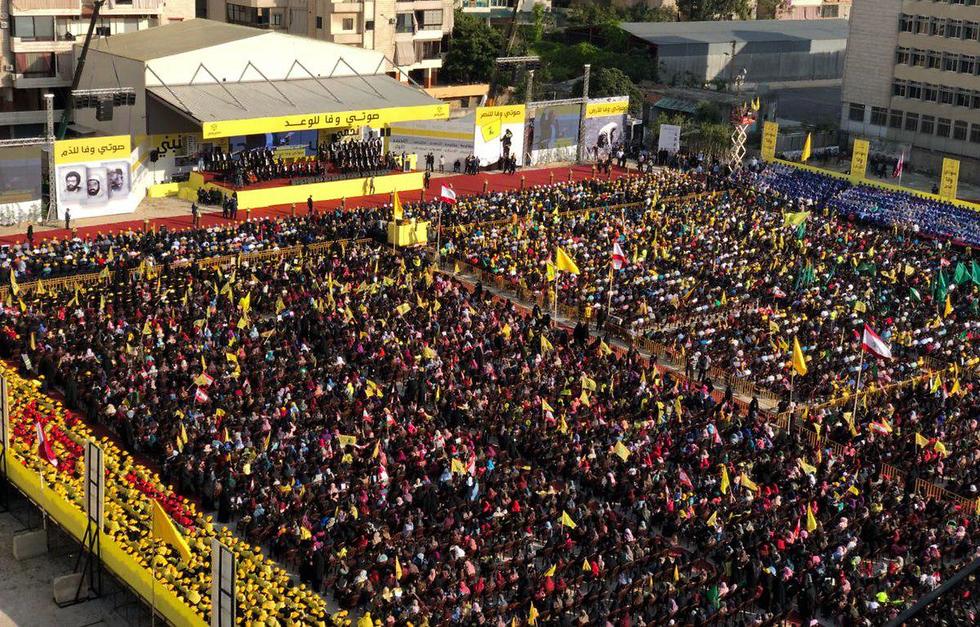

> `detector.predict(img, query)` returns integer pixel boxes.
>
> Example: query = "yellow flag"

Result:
[546,261,556,282]
[541,399,554,414]
[451,458,467,475]
[581,375,597,392]
[394,556,403,580]
[151,500,193,562]
[582,558,591,572]
[930,374,942,394]
[934,441,948,457]
[395,303,411,316]
[558,415,568,434]
[579,390,590,407]
[799,459,816,475]
[528,602,539,626]
[392,191,404,220]
[915,432,929,448]
[337,434,357,448]
[275,296,286,314]
[949,377,961,396]
[99,266,110,281]
[555,246,581,274]
[560,511,577,529]
[262,430,271,452]
[706,511,718,527]
[501,323,512,340]
[720,465,730,495]
[806,503,818,532]
[673,564,680,582]
[800,133,812,163]
[739,472,758,492]
[791,336,808,376]
[847,486,860,496]
[540,335,553,352]
[8,269,17,296]
[599,341,612,356]
[29,332,36,351]
[613,441,630,461]
[142,318,153,335]
[944,295,953,317]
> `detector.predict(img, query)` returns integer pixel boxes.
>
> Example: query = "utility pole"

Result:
[525,69,535,104]
[577,64,591,164]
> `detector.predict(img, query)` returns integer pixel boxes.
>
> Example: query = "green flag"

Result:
[910,287,921,302]
[932,270,948,303]
[954,262,971,285]
[971,261,980,287]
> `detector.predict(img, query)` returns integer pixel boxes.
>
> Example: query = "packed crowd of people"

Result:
[0,162,977,625]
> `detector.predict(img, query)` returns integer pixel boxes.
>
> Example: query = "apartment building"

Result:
[0,0,194,137]
[770,0,851,20]
[840,0,980,175]
[204,0,453,88]
[458,0,550,19]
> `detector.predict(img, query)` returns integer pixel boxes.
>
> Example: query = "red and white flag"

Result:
[440,185,457,204]
[194,387,210,404]
[861,324,892,359]
[892,152,904,179]
[611,242,627,270]
[35,422,58,468]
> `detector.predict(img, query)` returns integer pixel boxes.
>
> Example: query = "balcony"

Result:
[10,36,76,54]
[103,0,165,13]
[13,73,71,89]
[333,32,363,45]
[332,2,364,11]
[9,0,81,13]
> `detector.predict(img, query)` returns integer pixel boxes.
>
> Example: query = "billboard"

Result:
[0,145,44,222]
[581,97,629,161]
[389,114,474,169]
[529,103,580,164]
[474,105,526,168]
[54,135,136,220]
[657,125,681,155]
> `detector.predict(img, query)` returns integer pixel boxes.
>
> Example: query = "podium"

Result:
[387,220,429,247]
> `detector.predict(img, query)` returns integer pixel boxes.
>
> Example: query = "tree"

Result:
[581,67,643,116]
[442,11,505,84]
[675,0,753,21]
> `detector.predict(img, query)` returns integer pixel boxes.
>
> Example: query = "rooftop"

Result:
[620,18,849,46]
[86,19,271,62]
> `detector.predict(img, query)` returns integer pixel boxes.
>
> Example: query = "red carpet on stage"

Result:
[0,165,618,246]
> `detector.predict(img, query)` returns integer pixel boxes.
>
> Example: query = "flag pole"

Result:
[435,200,444,266]
[553,269,559,321]
[606,262,614,328]
[851,348,866,421]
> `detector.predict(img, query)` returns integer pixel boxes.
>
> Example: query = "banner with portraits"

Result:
[54,135,138,220]
[473,105,526,168]
[582,97,629,162]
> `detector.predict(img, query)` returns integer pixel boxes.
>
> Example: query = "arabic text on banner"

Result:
[54,136,132,165]
[939,158,959,200]
[584,99,629,119]
[202,104,451,139]
[849,139,869,181]
[760,121,779,161]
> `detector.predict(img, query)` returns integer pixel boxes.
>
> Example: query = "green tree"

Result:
[442,11,505,84]
[675,0,752,21]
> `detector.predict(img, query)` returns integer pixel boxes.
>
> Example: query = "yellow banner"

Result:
[585,100,629,118]
[761,121,778,161]
[939,158,959,201]
[273,146,310,161]
[475,104,526,126]
[202,104,450,139]
[54,135,132,165]
[849,139,869,180]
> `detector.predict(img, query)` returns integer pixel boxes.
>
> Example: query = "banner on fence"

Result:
[939,158,959,200]
[850,139,869,181]
[761,121,778,161]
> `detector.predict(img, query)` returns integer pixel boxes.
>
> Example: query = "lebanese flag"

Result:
[440,185,457,204]
[36,422,58,468]
[194,387,210,404]
[611,242,627,270]
[861,324,892,359]
[892,152,904,178]
[678,468,693,490]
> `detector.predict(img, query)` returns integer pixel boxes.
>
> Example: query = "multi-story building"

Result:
[0,0,194,138]
[458,0,549,20]
[840,0,980,177]
[204,0,453,88]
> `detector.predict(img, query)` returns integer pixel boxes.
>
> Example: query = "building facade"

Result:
[204,0,453,88]
[0,0,194,138]
[768,0,851,20]
[840,0,980,172]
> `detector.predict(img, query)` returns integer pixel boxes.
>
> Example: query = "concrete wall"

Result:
[840,0,899,110]
[657,40,846,84]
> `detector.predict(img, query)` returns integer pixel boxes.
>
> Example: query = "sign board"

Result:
[84,441,105,528]
[761,121,778,161]
[585,99,629,118]
[0,376,8,453]
[939,158,959,201]
[202,104,451,139]
[211,539,237,627]
[850,139,869,180]
[53,135,135,220]
[657,124,682,155]
[474,105,526,167]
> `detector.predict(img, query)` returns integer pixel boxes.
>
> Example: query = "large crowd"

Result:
[0,163,977,625]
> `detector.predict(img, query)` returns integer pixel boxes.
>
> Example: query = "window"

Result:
[316,16,323,29]
[905,112,919,132]
[895,47,910,65]
[956,89,971,107]
[923,84,939,102]
[342,18,354,30]
[907,81,922,100]
[900,14,913,32]
[272,12,282,27]
[14,52,55,77]
[920,115,935,134]
[953,120,968,140]
[870,107,888,126]
[937,117,951,137]
[929,17,944,36]
[889,109,904,128]
[959,55,976,74]
[848,103,865,122]
[365,20,374,30]
[418,40,442,60]
[940,86,954,104]
[914,16,929,34]
[395,13,414,33]
[946,20,962,38]
[821,4,838,17]
[415,9,443,29]
[972,92,980,109]
[926,51,941,69]
[226,4,258,26]
[12,16,55,41]
[893,80,907,97]
[970,123,980,143]
[964,21,979,40]
[942,53,957,72]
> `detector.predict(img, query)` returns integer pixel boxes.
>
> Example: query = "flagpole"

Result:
[851,348,865,421]
[553,270,558,321]
[606,262,614,327]
[435,200,444,266]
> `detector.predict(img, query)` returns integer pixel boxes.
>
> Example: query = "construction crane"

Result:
[56,0,106,139]
[486,1,523,106]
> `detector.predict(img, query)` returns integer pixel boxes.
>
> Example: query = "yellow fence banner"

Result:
[585,99,629,118]
[850,139,869,181]
[761,121,778,161]
[939,158,959,201]
[202,103,451,139]
[54,135,132,165]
